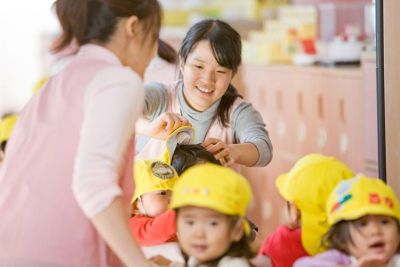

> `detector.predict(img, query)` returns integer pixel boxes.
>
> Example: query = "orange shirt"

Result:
[129,209,177,246]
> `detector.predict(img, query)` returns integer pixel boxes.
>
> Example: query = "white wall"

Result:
[0,1,59,115]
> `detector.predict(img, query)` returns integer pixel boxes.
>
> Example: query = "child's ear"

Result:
[132,200,143,216]
[286,202,301,229]
[230,218,245,242]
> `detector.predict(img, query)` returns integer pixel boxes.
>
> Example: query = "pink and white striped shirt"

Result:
[0,44,143,267]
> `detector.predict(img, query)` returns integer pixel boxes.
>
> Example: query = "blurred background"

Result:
[0,1,59,114]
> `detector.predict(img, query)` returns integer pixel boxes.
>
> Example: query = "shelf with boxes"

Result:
[239,57,377,240]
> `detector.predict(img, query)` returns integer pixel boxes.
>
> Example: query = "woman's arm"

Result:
[203,138,258,167]
[91,198,150,267]
[231,102,273,167]
[136,113,190,140]
[229,143,259,166]
[72,67,148,266]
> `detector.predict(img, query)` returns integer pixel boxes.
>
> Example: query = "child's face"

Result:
[347,215,400,263]
[180,40,233,112]
[176,206,243,264]
[137,190,172,217]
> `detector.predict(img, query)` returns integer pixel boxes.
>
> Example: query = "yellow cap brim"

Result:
[276,173,291,201]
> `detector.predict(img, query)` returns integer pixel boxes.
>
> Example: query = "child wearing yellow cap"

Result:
[163,163,255,267]
[252,154,354,267]
[295,175,400,267]
[129,159,180,246]
[130,126,221,249]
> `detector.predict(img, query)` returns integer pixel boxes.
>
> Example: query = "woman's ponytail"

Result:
[53,0,89,53]
[217,84,242,127]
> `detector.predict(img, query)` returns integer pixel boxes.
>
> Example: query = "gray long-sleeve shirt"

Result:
[136,82,273,167]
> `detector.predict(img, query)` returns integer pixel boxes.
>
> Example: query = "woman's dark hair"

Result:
[179,19,243,127]
[53,0,161,52]
[158,39,177,64]
[171,143,220,175]
[323,218,400,254]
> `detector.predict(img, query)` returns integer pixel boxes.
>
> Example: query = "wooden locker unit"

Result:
[241,63,372,238]
[362,54,378,177]
[314,68,363,172]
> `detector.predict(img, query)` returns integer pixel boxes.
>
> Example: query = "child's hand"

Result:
[203,138,234,166]
[149,255,172,266]
[352,253,387,267]
[147,113,190,139]
[250,255,273,267]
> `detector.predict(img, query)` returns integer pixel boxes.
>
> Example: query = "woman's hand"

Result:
[137,113,191,140]
[203,138,235,166]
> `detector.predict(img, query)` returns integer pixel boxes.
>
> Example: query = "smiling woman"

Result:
[136,19,273,170]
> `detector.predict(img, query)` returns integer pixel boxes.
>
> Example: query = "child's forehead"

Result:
[354,214,398,222]
[178,206,226,218]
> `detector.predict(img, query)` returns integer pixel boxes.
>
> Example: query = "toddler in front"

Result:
[150,163,255,266]
[130,126,219,246]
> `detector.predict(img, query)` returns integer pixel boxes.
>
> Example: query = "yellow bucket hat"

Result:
[327,175,400,226]
[276,154,354,255]
[170,163,253,235]
[158,126,194,164]
[132,159,179,203]
[0,114,17,144]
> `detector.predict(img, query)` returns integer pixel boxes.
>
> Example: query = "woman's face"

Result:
[129,29,158,78]
[347,215,400,263]
[118,18,158,78]
[180,40,233,112]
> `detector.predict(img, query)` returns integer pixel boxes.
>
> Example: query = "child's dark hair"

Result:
[322,220,353,253]
[171,143,220,175]
[179,19,243,127]
[225,216,256,260]
[323,217,400,254]
[53,0,161,52]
